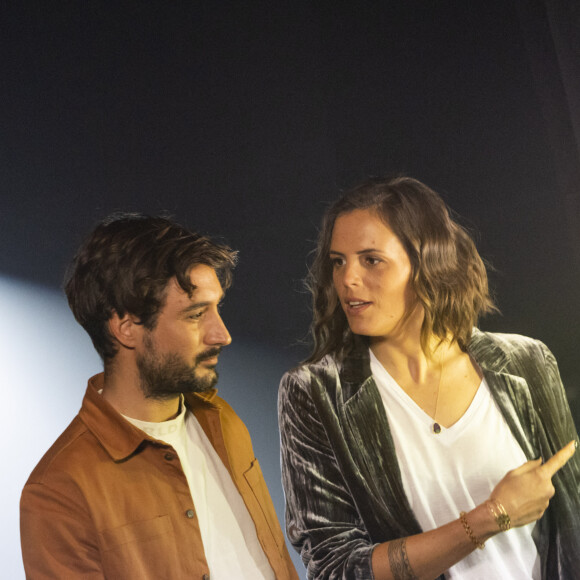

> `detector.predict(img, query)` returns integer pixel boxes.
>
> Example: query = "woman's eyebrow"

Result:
[330,248,383,255]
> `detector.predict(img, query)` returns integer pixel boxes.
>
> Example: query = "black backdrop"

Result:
[2,2,579,420]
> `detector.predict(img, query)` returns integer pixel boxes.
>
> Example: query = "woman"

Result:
[278,177,580,580]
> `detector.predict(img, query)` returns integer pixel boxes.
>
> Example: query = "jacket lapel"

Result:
[468,329,540,461]
[338,342,422,538]
[186,389,232,472]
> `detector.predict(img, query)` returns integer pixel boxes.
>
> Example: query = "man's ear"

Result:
[108,311,142,350]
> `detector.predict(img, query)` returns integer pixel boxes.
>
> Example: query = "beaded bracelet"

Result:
[459,511,485,550]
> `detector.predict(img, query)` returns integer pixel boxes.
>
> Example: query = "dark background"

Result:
[3,0,579,408]
[2,1,579,572]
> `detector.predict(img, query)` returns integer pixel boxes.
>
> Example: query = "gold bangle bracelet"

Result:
[459,511,485,550]
[488,500,511,532]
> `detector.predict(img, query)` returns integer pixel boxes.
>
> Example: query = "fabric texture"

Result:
[278,329,580,580]
[21,373,298,580]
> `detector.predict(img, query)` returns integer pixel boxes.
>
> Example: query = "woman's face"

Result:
[330,209,418,340]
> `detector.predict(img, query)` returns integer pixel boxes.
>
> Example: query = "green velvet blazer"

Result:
[278,329,580,579]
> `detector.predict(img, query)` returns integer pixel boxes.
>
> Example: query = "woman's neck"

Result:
[369,328,463,386]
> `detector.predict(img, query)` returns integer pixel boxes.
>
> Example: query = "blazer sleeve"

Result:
[537,342,580,454]
[278,369,376,580]
[536,342,580,569]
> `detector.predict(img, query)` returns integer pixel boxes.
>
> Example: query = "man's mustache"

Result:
[195,347,222,364]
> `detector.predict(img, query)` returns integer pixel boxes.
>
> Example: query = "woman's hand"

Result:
[490,439,577,529]
[372,441,577,580]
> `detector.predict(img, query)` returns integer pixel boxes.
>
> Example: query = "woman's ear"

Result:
[108,311,141,350]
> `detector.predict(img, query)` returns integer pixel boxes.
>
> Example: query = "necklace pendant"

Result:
[433,422,441,434]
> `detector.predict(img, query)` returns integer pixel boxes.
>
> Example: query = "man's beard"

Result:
[136,335,221,400]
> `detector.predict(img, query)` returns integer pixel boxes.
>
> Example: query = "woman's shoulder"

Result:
[280,353,341,386]
[469,328,553,369]
[471,328,546,350]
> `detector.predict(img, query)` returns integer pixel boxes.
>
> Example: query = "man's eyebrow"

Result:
[179,302,210,314]
[179,295,225,314]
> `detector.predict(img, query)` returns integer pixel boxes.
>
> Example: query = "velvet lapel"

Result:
[338,340,422,539]
[468,329,541,461]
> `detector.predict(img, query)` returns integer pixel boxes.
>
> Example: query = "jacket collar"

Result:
[340,328,511,388]
[466,327,511,373]
[339,335,373,400]
[79,373,222,462]
[468,328,539,460]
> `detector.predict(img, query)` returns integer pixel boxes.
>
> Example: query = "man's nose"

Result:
[206,313,232,346]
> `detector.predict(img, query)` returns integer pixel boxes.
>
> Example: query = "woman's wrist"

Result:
[487,499,511,531]
[461,501,505,547]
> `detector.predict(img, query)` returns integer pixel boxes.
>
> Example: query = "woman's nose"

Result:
[341,261,361,287]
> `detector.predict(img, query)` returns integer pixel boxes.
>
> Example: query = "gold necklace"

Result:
[432,357,444,434]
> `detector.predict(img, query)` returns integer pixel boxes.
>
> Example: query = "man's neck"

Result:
[103,364,181,422]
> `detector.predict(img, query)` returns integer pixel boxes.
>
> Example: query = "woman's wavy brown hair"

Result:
[306,176,497,363]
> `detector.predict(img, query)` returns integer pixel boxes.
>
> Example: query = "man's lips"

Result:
[196,348,222,365]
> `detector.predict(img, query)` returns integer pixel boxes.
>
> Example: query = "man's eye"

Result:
[188,312,204,320]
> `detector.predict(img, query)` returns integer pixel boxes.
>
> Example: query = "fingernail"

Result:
[575,440,578,449]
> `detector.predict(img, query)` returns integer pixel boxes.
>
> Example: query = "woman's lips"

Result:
[344,299,372,314]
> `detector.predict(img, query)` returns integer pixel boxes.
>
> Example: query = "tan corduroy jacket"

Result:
[21,373,298,580]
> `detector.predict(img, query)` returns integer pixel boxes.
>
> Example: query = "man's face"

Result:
[136,264,232,399]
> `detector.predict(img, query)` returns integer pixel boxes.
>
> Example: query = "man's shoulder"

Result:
[24,414,97,487]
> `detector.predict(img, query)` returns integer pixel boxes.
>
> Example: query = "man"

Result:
[20,213,298,579]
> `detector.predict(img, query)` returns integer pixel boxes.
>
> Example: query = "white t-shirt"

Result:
[124,401,275,580]
[370,349,540,579]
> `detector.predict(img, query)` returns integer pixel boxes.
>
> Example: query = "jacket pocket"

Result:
[99,514,174,551]
[98,515,181,580]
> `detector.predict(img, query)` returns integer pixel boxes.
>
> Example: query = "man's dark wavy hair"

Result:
[65,213,237,361]
[306,176,497,363]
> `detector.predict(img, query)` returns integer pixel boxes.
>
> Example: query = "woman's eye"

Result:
[330,257,344,267]
[365,256,380,266]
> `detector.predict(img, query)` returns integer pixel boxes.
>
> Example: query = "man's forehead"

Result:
[168,265,224,302]
[189,264,223,293]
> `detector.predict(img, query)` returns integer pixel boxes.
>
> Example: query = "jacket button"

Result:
[185,509,195,518]
[164,452,174,461]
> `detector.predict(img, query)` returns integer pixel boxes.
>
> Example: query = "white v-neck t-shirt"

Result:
[124,401,275,580]
[370,349,540,579]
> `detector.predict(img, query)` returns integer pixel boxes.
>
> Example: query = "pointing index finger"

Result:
[541,440,577,478]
